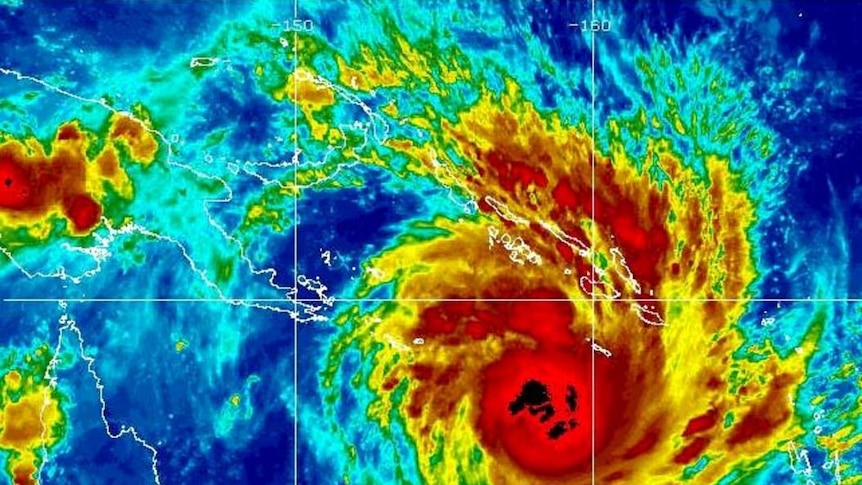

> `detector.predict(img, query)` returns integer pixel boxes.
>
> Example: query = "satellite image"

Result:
[0,0,861,484]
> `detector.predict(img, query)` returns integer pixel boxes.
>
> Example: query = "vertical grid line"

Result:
[590,0,597,484]
[293,0,300,483]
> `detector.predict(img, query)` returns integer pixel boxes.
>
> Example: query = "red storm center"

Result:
[414,291,624,478]
[477,347,615,476]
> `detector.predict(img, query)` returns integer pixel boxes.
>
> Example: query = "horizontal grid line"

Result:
[3,298,861,303]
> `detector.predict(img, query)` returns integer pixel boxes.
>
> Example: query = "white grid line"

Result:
[292,0,300,481]
[590,0,597,482]
[3,298,857,303]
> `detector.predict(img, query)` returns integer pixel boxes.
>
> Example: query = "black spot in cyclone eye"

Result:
[547,419,580,440]
[565,385,578,412]
[510,379,556,423]
[509,379,551,413]
[548,421,568,440]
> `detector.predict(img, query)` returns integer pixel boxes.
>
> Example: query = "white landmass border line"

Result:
[0,66,330,323]
[39,301,161,484]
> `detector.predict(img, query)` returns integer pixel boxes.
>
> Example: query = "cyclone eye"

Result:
[508,378,583,440]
